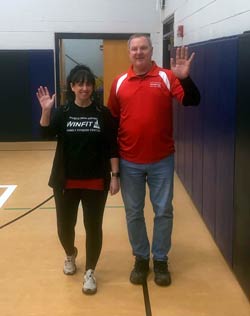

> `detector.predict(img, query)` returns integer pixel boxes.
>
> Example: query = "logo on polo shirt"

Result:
[149,81,161,88]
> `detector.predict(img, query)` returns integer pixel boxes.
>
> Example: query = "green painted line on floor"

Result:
[4,208,30,210]
[4,205,124,211]
[38,207,55,209]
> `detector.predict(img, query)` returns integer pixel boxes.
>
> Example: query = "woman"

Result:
[37,65,120,295]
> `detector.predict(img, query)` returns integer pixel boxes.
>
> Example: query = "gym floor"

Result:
[0,142,250,316]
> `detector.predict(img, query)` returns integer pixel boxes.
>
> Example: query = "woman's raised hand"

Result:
[36,86,56,110]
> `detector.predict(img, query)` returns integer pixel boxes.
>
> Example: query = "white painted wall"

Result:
[161,0,250,46]
[1,1,250,68]
[0,0,163,63]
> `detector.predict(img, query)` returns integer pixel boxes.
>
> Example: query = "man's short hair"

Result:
[128,33,152,49]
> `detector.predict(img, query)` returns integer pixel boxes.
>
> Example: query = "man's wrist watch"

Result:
[111,172,120,177]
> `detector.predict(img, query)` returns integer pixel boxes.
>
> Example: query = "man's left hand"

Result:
[170,46,195,79]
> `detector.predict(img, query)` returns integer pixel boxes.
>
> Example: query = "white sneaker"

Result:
[63,247,78,275]
[82,269,97,295]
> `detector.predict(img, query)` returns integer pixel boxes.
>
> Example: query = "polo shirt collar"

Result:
[127,61,159,79]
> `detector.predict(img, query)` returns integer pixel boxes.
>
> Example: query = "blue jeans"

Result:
[120,155,174,261]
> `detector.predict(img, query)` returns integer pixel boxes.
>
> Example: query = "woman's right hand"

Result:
[36,86,56,110]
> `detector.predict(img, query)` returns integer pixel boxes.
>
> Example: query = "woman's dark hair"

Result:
[66,65,96,103]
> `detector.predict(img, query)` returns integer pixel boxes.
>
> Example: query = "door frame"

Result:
[162,16,174,69]
[54,33,133,106]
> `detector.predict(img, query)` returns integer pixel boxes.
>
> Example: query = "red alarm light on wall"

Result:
[177,25,184,38]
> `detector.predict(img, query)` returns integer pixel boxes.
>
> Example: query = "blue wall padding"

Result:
[189,45,205,214]
[0,50,54,141]
[214,38,238,262]
[201,41,220,237]
[174,104,185,183]
[174,36,238,265]
[0,51,31,141]
[29,50,55,139]
[233,32,250,298]
[183,108,194,196]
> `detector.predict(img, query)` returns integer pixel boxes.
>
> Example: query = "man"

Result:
[107,34,200,286]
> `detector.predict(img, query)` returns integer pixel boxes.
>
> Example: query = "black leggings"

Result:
[53,188,108,271]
